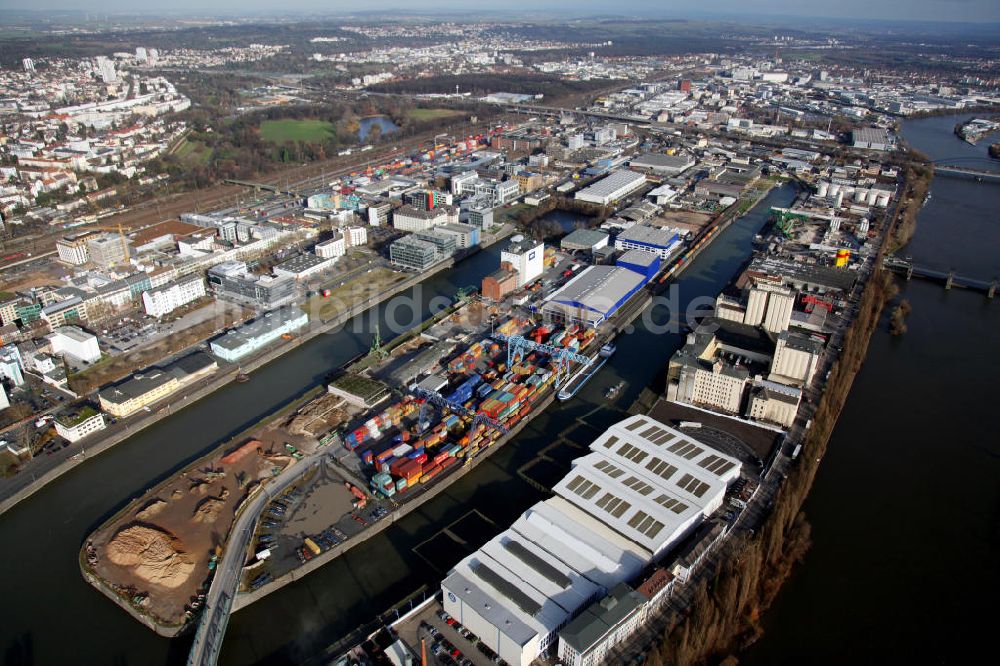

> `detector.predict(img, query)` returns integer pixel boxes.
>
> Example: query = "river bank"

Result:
[0,231,511,519]
[738,113,1000,666]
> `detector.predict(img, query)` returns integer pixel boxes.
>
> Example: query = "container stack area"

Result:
[341,317,598,500]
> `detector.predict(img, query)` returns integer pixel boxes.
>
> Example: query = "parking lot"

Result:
[410,604,509,666]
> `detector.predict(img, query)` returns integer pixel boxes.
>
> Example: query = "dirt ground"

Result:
[650,210,714,235]
[283,474,356,535]
[87,434,296,627]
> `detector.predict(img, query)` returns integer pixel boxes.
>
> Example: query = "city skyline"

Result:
[4,0,1000,23]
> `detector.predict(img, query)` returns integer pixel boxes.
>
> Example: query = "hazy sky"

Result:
[5,0,1000,23]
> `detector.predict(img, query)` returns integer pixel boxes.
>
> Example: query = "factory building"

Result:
[500,236,544,287]
[47,325,101,364]
[615,249,661,281]
[209,307,308,363]
[628,152,695,176]
[441,416,740,666]
[746,380,801,428]
[852,127,893,151]
[560,229,609,253]
[613,224,683,260]
[743,284,794,334]
[575,170,647,205]
[541,266,648,328]
[769,331,822,387]
[273,253,338,281]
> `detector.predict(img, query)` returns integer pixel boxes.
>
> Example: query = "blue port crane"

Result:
[411,387,509,435]
[492,333,592,387]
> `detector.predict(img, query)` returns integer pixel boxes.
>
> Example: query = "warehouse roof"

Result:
[615,224,680,249]
[554,454,703,554]
[543,266,646,321]
[561,228,609,250]
[629,152,695,172]
[514,497,651,588]
[617,248,660,269]
[576,170,646,198]
[480,530,602,615]
[211,307,307,353]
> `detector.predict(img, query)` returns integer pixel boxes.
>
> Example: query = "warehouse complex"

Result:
[540,249,658,328]
[574,170,647,205]
[441,416,741,666]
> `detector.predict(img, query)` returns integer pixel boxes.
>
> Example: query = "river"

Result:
[741,115,1000,664]
[0,181,797,664]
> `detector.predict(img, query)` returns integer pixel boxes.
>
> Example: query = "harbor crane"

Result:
[411,387,509,435]
[492,332,592,387]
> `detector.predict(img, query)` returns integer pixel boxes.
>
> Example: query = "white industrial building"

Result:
[541,266,647,328]
[54,407,107,442]
[441,416,740,666]
[47,326,101,364]
[209,307,308,362]
[142,275,206,318]
[273,253,338,280]
[769,331,821,387]
[500,236,544,287]
[575,170,647,205]
[614,224,683,260]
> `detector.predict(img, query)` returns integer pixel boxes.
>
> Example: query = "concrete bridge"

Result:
[884,255,997,297]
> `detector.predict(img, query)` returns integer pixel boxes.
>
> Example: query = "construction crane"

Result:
[492,332,592,387]
[79,221,132,263]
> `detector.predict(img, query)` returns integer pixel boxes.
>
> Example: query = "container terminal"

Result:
[80,235,674,634]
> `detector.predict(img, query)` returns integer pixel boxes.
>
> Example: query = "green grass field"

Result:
[259,119,335,143]
[407,108,466,122]
[174,138,212,165]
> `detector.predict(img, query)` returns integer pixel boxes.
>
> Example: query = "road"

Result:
[186,449,332,666]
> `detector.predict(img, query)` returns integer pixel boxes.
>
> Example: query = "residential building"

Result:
[41,297,85,328]
[344,226,368,247]
[141,275,206,318]
[0,345,24,386]
[54,406,107,442]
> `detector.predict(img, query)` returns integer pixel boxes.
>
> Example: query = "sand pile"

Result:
[135,499,167,521]
[105,525,195,589]
[192,498,225,524]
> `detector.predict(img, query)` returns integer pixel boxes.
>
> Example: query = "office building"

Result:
[315,235,347,259]
[141,275,206,318]
[47,326,101,364]
[56,233,93,265]
[575,170,647,205]
[392,204,457,232]
[435,222,480,249]
[500,236,544,287]
[557,584,648,666]
[207,261,297,310]
[390,236,441,271]
[368,202,392,227]
[209,307,308,363]
[41,297,85,328]
[86,233,130,268]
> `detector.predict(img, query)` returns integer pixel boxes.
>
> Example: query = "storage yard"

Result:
[82,393,359,629]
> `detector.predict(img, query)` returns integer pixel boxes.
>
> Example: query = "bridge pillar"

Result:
[945,271,954,290]
[906,265,913,281]
[989,280,996,300]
